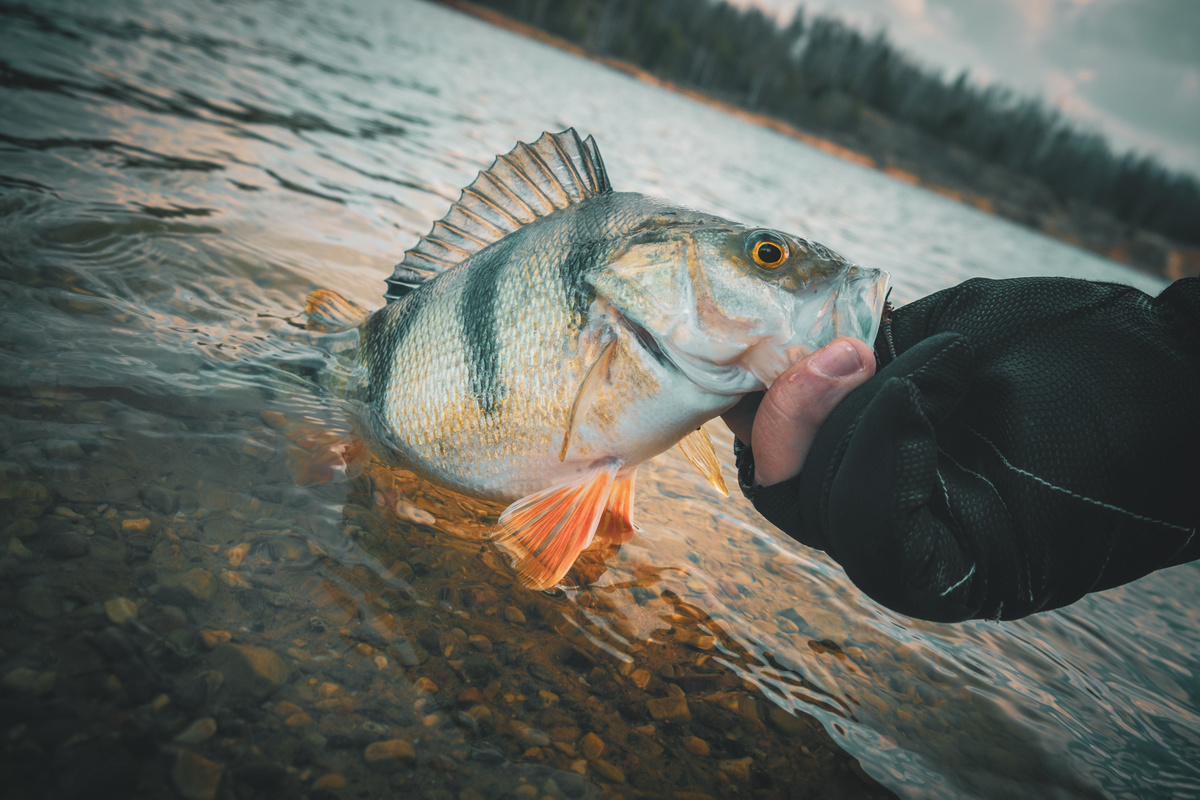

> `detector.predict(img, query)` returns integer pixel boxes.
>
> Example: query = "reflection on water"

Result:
[1,0,1196,798]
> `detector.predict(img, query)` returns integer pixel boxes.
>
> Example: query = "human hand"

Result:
[739,277,1200,622]
[721,336,876,486]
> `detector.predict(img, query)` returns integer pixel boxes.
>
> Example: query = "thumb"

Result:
[750,337,876,485]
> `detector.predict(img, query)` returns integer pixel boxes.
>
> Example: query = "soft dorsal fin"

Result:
[384,128,612,303]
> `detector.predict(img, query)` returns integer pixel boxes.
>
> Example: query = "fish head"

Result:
[593,212,890,396]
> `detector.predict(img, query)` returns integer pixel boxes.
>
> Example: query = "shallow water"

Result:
[1,0,1196,798]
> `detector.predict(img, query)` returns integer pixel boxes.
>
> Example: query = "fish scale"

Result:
[307,128,890,590]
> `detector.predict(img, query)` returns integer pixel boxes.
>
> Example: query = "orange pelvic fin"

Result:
[594,469,638,545]
[495,461,621,590]
[677,426,729,497]
[305,288,369,333]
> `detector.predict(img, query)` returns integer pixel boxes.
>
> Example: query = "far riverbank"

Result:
[436,0,1200,281]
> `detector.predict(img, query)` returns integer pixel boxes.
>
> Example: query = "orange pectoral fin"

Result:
[494,462,621,590]
[594,469,638,545]
[264,411,370,487]
[287,435,369,487]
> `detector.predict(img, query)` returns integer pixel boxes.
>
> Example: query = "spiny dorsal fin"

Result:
[384,128,612,303]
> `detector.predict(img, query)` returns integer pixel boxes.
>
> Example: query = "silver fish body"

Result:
[355,189,884,500]
[313,130,889,588]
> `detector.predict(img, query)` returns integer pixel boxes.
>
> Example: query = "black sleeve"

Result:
[737,277,1200,622]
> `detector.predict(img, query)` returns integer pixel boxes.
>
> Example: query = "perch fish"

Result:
[306,129,889,589]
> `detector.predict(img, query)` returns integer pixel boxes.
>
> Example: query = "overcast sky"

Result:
[740,0,1200,179]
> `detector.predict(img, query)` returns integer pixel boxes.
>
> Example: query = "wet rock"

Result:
[173,671,221,710]
[590,759,625,783]
[580,732,605,760]
[527,663,555,683]
[4,518,39,540]
[8,537,34,560]
[364,738,416,767]
[121,518,152,533]
[44,532,89,559]
[171,749,225,800]
[456,687,484,706]
[16,583,61,620]
[175,717,218,744]
[275,700,303,716]
[199,630,232,649]
[3,667,56,695]
[209,643,290,701]
[646,695,690,723]
[104,596,139,625]
[314,773,347,789]
[157,568,215,606]
[226,543,249,567]
[504,606,526,624]
[616,699,647,721]
[767,705,812,737]
[684,735,711,756]
[717,756,752,784]
[0,481,53,519]
[142,485,179,515]
[463,653,495,683]
[468,634,492,652]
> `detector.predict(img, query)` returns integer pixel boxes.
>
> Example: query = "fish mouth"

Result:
[838,265,890,347]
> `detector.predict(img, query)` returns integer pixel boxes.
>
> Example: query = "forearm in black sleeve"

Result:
[739,277,1200,622]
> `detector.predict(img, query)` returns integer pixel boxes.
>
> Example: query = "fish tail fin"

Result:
[594,469,638,545]
[305,289,369,333]
[495,461,621,590]
[263,410,370,486]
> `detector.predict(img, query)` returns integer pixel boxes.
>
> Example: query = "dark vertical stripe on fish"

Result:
[557,239,597,324]
[360,289,425,407]
[459,237,512,414]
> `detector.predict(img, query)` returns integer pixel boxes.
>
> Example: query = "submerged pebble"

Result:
[171,749,224,800]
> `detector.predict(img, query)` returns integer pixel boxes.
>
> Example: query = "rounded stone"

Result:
[314,773,347,789]
[104,596,139,625]
[590,759,625,783]
[142,485,179,515]
[209,643,291,701]
[16,584,61,620]
[0,481,53,519]
[646,695,690,722]
[174,718,218,744]
[364,738,416,766]
[157,568,215,606]
[171,749,225,800]
[580,732,605,760]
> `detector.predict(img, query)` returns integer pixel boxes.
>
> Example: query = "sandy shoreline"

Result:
[437,0,1199,281]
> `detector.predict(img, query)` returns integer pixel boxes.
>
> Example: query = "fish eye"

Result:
[748,232,788,269]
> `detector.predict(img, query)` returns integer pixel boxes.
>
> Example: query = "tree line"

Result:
[464,0,1200,247]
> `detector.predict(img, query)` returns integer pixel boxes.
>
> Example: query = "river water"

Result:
[2,0,1196,798]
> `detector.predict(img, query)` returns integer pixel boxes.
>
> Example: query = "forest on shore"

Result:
[446,0,1200,276]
